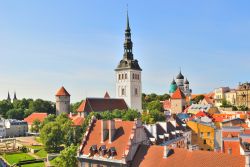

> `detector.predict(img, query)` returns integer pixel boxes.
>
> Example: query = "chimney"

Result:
[163,146,174,158]
[150,124,157,139]
[245,155,250,167]
[109,120,116,143]
[101,120,108,143]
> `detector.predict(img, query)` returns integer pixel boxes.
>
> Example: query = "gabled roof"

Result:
[104,91,110,99]
[24,113,48,125]
[81,120,134,160]
[84,98,128,113]
[69,115,84,126]
[55,86,70,96]
[132,145,245,167]
[171,88,185,99]
[195,111,207,117]
[77,101,86,113]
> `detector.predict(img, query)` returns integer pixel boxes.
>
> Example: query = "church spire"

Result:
[13,91,17,101]
[7,91,11,101]
[123,8,133,60]
[126,9,130,31]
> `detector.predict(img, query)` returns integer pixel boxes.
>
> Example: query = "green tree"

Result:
[55,144,77,167]
[29,99,55,114]
[0,100,13,117]
[141,110,165,124]
[100,111,114,120]
[40,114,56,128]
[40,122,63,153]
[5,108,25,120]
[70,101,82,114]
[146,100,163,112]
[122,109,140,121]
[31,119,41,133]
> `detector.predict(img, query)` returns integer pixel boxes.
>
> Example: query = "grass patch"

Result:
[35,149,47,158]
[22,162,45,167]
[2,152,34,165]
[27,145,44,150]
[35,137,42,144]
[50,157,59,166]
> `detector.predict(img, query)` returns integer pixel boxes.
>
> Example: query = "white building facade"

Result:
[115,13,142,112]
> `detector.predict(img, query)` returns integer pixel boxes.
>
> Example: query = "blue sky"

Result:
[0,0,250,102]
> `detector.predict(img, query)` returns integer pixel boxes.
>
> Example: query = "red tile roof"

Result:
[132,145,245,167]
[55,86,70,96]
[77,101,86,113]
[24,113,48,125]
[81,120,134,160]
[171,88,185,99]
[195,111,207,117]
[69,115,84,126]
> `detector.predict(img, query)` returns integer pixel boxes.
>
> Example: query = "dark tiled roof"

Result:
[84,98,128,113]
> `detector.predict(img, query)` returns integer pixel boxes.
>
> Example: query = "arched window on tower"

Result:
[133,74,135,79]
[125,73,127,79]
[135,88,138,95]
[118,74,121,80]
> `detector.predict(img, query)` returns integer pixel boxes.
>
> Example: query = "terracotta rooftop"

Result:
[171,88,185,99]
[132,145,245,167]
[55,86,70,96]
[69,115,84,126]
[77,101,86,113]
[24,112,48,125]
[81,120,134,160]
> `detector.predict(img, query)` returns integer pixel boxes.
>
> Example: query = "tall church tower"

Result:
[115,12,142,112]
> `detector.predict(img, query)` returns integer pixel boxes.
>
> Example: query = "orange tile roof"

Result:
[171,88,185,99]
[55,86,70,96]
[195,111,207,117]
[133,145,245,167]
[77,101,86,113]
[24,112,48,125]
[69,115,84,126]
[81,120,134,160]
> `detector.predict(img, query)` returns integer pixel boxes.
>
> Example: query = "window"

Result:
[125,73,127,79]
[133,73,135,79]
[122,88,125,96]
[122,74,124,79]
[135,88,138,95]
[207,132,210,137]
[118,74,121,80]
[203,140,206,144]
[200,132,203,138]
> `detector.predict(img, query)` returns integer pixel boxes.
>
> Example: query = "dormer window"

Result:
[99,145,107,156]
[89,145,98,155]
[108,147,117,157]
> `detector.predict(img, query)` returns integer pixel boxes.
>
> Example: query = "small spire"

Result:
[13,91,17,101]
[126,5,130,31]
[7,91,11,101]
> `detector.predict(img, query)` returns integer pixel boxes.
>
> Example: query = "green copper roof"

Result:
[169,83,177,93]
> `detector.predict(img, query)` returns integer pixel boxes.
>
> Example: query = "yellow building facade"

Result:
[187,121,215,151]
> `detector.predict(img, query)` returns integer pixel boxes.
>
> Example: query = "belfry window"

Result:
[135,88,138,95]
[122,88,125,96]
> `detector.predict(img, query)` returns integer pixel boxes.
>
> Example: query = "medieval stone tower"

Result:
[115,12,142,112]
[55,86,70,115]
